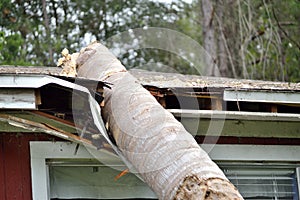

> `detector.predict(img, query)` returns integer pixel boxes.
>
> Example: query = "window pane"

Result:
[48,160,298,200]
[48,165,157,199]
[220,163,298,200]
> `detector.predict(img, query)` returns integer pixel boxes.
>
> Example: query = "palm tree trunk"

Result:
[66,42,243,200]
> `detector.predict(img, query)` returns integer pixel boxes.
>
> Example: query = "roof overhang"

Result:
[224,90,300,104]
[1,67,300,143]
[0,74,114,150]
[169,109,300,138]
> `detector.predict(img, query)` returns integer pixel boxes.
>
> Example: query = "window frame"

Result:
[30,142,300,200]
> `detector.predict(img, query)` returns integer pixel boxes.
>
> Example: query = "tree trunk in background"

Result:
[41,0,53,65]
[201,0,219,76]
[70,42,243,199]
[202,0,238,78]
[216,1,228,77]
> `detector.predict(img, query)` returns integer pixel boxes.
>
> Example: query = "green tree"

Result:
[1,0,299,82]
[196,0,300,82]
[0,0,190,68]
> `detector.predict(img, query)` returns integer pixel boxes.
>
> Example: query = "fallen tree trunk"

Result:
[60,42,243,200]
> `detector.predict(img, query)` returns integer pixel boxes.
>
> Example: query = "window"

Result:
[31,142,300,200]
[202,144,300,200]
[30,142,157,200]
[47,159,157,199]
[220,163,299,199]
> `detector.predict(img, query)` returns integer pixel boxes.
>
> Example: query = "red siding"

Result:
[0,133,60,200]
[0,135,5,200]
[1,133,299,200]
[195,136,300,145]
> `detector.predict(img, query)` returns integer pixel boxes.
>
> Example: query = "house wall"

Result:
[0,133,61,200]
[1,132,299,200]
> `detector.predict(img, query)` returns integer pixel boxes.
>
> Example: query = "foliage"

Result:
[0,0,299,82]
[198,0,300,82]
[0,0,190,69]
[238,0,300,82]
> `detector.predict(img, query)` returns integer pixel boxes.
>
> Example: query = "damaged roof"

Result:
[129,69,300,91]
[0,66,300,149]
[1,66,299,91]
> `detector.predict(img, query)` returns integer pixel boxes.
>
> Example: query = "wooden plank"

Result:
[34,89,42,105]
[0,114,106,151]
[211,97,223,110]
[270,104,278,113]
[158,97,166,108]
[0,121,34,132]
[30,110,75,127]
[0,89,36,109]
[0,111,77,133]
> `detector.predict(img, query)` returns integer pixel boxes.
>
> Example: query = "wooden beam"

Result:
[0,89,36,109]
[211,97,223,110]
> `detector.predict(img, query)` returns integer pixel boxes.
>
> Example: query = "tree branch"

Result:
[272,7,300,51]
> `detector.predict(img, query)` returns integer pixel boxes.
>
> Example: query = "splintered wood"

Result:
[174,175,242,200]
[57,48,79,77]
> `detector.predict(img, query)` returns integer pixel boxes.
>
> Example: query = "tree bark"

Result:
[41,0,53,65]
[62,42,243,200]
[201,0,220,76]
[216,1,228,77]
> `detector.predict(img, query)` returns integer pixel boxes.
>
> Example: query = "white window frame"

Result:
[297,167,300,199]
[30,142,300,200]
[30,142,93,200]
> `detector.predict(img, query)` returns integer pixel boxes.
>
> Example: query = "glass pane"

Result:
[221,164,297,200]
[48,165,157,200]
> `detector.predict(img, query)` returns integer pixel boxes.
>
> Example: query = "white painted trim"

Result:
[30,142,300,200]
[0,89,36,109]
[297,167,300,199]
[30,142,99,200]
[224,90,300,104]
[168,109,300,122]
[0,75,79,89]
[201,144,300,162]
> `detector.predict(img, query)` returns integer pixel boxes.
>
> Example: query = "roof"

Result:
[1,66,299,91]
[0,66,61,75]
[0,73,110,148]
[130,69,300,91]
[0,66,300,148]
